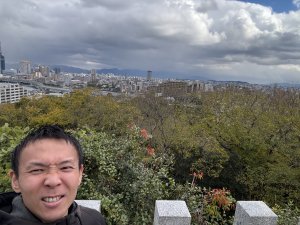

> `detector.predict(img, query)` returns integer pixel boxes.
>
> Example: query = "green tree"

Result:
[0,124,29,192]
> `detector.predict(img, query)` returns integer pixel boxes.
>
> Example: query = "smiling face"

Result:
[10,138,83,223]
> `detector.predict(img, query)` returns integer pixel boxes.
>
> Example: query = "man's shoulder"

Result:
[77,205,106,225]
[0,192,18,212]
[0,192,18,204]
[0,207,28,225]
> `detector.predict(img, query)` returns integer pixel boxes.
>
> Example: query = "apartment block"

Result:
[0,83,29,104]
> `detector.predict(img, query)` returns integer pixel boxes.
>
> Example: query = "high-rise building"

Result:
[19,60,31,74]
[54,67,61,74]
[147,70,152,81]
[39,65,50,77]
[91,69,96,82]
[0,42,5,74]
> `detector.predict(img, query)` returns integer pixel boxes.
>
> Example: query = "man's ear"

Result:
[9,170,21,193]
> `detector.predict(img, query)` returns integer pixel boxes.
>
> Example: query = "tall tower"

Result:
[147,70,152,81]
[0,42,5,74]
[91,69,96,82]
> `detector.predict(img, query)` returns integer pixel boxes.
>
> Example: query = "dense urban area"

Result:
[1,42,296,105]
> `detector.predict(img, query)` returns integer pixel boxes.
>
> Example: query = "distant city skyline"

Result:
[1,0,300,84]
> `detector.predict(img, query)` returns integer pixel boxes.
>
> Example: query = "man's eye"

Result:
[29,169,44,174]
[61,166,74,171]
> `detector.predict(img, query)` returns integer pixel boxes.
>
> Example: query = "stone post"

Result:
[153,200,191,225]
[233,201,277,225]
[75,200,101,212]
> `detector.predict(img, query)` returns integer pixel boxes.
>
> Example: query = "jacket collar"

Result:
[9,194,79,224]
[11,195,41,222]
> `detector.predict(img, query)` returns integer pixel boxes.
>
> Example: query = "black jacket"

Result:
[0,192,106,225]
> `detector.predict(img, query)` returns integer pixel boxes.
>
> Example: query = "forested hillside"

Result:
[1,87,300,224]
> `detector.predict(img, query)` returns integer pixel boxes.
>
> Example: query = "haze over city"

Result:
[1,0,300,84]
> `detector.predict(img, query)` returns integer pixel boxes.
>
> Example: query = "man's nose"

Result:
[43,167,62,187]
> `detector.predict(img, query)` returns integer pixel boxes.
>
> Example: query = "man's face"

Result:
[10,138,83,223]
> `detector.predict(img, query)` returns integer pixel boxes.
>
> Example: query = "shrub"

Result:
[273,201,300,225]
[74,127,175,225]
[174,184,235,225]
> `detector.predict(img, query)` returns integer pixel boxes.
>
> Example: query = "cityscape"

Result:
[0,41,298,104]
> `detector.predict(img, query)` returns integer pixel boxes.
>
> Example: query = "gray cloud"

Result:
[1,0,300,83]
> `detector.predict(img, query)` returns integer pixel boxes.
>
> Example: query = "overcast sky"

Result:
[1,0,300,84]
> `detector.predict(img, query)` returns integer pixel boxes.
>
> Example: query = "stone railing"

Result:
[76,199,292,225]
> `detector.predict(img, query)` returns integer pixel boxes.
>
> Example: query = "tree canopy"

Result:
[1,87,300,224]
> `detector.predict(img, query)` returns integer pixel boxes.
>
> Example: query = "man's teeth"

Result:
[43,196,61,202]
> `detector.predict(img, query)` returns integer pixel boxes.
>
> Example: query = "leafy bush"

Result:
[175,184,235,225]
[74,126,176,225]
[272,201,300,225]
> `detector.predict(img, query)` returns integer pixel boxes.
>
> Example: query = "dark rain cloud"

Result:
[0,0,300,83]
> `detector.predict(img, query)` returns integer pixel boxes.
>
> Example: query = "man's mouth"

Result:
[42,196,64,203]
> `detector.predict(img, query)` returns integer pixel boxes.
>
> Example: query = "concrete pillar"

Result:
[233,201,277,225]
[153,200,191,225]
[75,200,101,212]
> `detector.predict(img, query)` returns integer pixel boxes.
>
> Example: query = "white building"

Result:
[0,83,29,104]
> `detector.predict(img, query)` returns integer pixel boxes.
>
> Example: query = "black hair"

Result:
[11,125,83,177]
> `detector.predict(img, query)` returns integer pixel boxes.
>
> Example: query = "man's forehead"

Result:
[20,139,78,160]
[23,138,75,150]
[27,138,70,145]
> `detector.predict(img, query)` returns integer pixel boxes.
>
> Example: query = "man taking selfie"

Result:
[0,125,106,225]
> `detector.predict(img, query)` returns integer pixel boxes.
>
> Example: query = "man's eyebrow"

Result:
[25,162,48,170]
[58,160,76,165]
